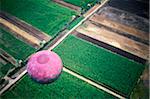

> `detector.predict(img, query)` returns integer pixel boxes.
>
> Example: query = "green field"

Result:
[1,72,115,99]
[0,28,36,60]
[64,0,99,10]
[53,35,145,96]
[0,62,13,79]
[0,0,147,98]
[1,0,76,37]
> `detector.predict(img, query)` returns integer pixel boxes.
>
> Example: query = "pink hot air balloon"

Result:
[27,50,63,84]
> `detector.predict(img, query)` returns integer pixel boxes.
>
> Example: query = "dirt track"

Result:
[53,0,81,12]
[0,18,41,48]
[0,48,17,66]
[0,12,51,42]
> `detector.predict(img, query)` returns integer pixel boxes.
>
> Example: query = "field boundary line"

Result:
[0,18,41,48]
[63,67,126,99]
[0,0,109,95]
[48,0,109,50]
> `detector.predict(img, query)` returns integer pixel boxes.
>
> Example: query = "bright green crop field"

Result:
[64,0,100,10]
[1,0,77,37]
[0,28,36,60]
[0,0,147,98]
[1,72,115,99]
[53,35,145,96]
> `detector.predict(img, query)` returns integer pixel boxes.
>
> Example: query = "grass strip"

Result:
[67,16,84,30]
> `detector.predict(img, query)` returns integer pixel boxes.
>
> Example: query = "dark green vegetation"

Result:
[0,62,13,79]
[67,16,83,30]
[64,0,100,10]
[131,80,149,99]
[1,72,115,99]
[0,28,36,60]
[53,35,145,96]
[0,0,76,79]
[1,0,76,37]
[131,66,149,99]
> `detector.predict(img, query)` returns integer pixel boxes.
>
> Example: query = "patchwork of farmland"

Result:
[0,28,36,60]
[1,0,77,37]
[53,35,145,96]
[0,0,149,98]
[0,0,79,79]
